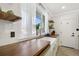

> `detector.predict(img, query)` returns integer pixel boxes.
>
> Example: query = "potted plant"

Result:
[36,23,40,35]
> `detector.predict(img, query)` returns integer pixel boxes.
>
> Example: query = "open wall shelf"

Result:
[0,11,21,22]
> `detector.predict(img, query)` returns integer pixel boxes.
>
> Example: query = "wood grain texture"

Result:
[0,39,50,56]
[0,11,21,22]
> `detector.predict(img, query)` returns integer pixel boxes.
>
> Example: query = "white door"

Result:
[60,16,77,49]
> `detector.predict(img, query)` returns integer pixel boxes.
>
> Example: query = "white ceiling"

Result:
[42,3,79,18]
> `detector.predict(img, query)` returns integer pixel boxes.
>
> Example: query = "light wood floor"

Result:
[56,46,79,56]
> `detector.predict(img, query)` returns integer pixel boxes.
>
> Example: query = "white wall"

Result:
[45,12,49,34]
[0,3,49,46]
[0,3,22,46]
[52,9,79,49]
[0,3,37,46]
[21,3,35,38]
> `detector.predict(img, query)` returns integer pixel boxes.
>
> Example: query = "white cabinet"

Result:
[40,37,59,56]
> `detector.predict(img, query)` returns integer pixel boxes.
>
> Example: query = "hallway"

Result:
[56,46,79,56]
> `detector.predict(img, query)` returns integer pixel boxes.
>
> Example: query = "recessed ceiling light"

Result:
[62,6,66,9]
